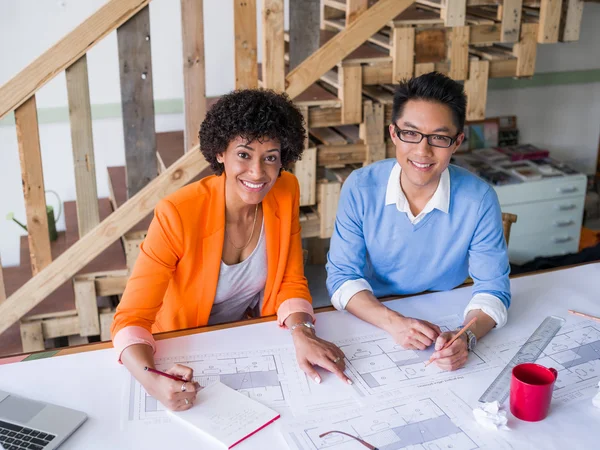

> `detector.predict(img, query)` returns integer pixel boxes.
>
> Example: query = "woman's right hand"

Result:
[384,313,441,350]
[142,364,201,411]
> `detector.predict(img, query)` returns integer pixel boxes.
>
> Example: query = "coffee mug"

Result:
[510,363,558,422]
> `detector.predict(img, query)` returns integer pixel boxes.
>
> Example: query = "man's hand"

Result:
[384,313,442,350]
[431,331,469,371]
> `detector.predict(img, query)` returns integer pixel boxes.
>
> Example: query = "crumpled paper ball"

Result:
[473,401,510,431]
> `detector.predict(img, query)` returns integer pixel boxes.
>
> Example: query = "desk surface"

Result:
[1,263,600,449]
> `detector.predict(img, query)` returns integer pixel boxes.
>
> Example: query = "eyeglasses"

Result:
[319,430,378,449]
[393,124,459,149]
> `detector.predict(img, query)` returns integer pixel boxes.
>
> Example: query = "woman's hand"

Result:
[142,364,201,411]
[291,327,352,385]
[430,332,469,371]
[384,313,442,350]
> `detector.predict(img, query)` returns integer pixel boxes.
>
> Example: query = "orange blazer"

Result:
[111,171,312,338]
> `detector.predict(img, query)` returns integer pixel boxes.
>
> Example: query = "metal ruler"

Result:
[479,315,566,404]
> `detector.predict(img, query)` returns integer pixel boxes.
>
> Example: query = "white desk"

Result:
[1,264,600,449]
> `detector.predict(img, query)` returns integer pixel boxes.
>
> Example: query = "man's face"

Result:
[389,99,464,192]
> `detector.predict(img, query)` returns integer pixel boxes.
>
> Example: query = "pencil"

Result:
[144,366,188,382]
[568,310,600,323]
[425,317,478,367]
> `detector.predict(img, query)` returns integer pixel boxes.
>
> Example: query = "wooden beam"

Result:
[318,144,367,166]
[286,0,414,99]
[181,0,207,152]
[0,149,210,336]
[20,321,44,352]
[99,309,115,341]
[262,0,285,91]
[296,147,317,206]
[538,0,562,43]
[74,279,100,336]
[318,181,341,238]
[500,0,522,43]
[0,0,150,120]
[441,0,466,27]
[391,26,415,83]
[15,96,52,275]
[234,0,258,88]
[470,24,502,45]
[464,60,489,121]
[560,0,584,42]
[448,26,470,80]
[514,23,538,77]
[415,62,436,77]
[346,0,369,25]
[66,55,100,238]
[339,63,363,124]
[290,0,321,69]
[361,100,385,164]
[117,6,158,198]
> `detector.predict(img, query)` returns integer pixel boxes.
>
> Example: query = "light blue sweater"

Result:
[326,159,511,308]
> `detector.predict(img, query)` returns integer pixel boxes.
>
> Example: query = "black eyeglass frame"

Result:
[393,124,460,149]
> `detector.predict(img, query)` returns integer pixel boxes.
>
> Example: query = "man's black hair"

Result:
[391,72,467,133]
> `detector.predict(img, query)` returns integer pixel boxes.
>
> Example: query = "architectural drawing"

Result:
[337,316,493,396]
[283,390,511,450]
[484,318,600,405]
[124,347,309,425]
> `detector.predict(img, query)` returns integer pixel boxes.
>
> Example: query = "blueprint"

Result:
[337,316,494,397]
[283,390,511,450]
[484,317,600,405]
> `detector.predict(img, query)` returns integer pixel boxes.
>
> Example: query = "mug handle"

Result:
[550,368,558,379]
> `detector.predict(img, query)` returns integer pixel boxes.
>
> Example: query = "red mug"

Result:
[510,363,558,422]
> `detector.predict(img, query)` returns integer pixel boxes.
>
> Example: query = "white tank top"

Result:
[208,221,267,325]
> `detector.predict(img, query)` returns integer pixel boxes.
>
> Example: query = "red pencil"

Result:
[144,366,188,382]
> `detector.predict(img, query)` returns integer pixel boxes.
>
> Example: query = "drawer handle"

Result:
[556,204,577,211]
[554,220,575,227]
[553,236,573,244]
[557,186,578,194]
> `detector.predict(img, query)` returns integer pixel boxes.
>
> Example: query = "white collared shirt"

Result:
[331,162,508,327]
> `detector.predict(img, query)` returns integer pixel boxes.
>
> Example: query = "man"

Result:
[326,72,510,371]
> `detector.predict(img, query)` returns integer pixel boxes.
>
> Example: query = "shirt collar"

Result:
[385,162,450,215]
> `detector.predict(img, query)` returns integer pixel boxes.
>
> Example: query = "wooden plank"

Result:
[293,82,341,107]
[362,63,393,85]
[318,144,367,166]
[361,100,385,164]
[234,0,258,88]
[415,28,446,64]
[0,149,210,336]
[68,335,89,346]
[319,30,392,65]
[500,0,522,43]
[415,62,436,77]
[181,0,207,151]
[392,26,415,82]
[441,0,467,26]
[560,0,584,42]
[311,127,348,145]
[117,6,158,198]
[391,4,444,26]
[513,23,538,77]
[448,26,470,80]
[538,0,561,43]
[339,63,363,124]
[43,315,80,339]
[308,106,343,128]
[470,24,502,45]
[346,0,369,25]
[95,275,129,297]
[296,147,317,206]
[65,55,100,238]
[464,60,489,121]
[262,0,285,91]
[15,95,52,275]
[290,0,321,69]
[20,321,44,352]
[286,0,413,99]
[99,309,115,341]
[0,0,150,120]
[74,279,100,337]
[318,182,341,238]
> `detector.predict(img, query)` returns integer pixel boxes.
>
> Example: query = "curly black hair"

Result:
[199,89,306,176]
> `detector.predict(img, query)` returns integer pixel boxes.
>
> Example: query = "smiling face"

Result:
[216,136,282,206]
[389,99,464,196]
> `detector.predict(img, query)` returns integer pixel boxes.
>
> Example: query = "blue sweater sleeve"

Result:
[468,187,511,308]
[326,172,368,297]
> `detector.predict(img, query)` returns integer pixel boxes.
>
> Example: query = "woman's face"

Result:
[217,136,282,206]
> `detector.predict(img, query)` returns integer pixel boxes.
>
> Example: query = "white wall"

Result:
[0,0,599,267]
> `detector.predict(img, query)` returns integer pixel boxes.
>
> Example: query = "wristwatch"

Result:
[457,326,477,351]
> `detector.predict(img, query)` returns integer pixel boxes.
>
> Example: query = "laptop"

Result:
[0,390,87,450]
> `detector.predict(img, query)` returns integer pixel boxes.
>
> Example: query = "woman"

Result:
[111,89,350,411]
